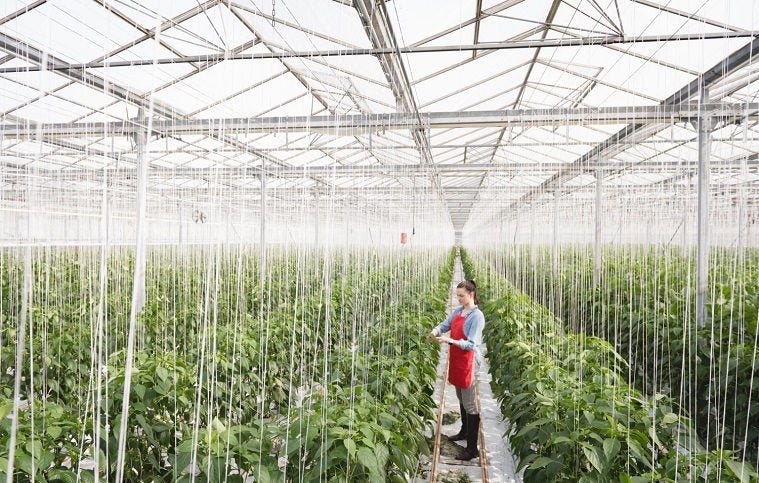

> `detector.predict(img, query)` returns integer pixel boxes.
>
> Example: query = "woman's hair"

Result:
[457,279,479,305]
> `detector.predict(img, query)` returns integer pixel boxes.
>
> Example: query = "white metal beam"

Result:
[1,103,755,138]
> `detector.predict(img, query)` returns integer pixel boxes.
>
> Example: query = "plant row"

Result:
[460,248,757,482]
[0,246,454,482]
[490,245,759,468]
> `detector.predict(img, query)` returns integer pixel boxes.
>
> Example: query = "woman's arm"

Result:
[432,307,458,336]
[458,311,484,351]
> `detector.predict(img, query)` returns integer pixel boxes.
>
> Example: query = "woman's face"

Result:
[456,287,473,306]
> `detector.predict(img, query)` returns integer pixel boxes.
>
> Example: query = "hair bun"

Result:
[469,279,476,287]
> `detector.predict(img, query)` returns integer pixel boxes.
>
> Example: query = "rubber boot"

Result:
[456,413,480,461]
[448,404,467,441]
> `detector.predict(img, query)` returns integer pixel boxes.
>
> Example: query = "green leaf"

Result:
[211,417,226,433]
[25,440,42,459]
[173,451,193,476]
[206,456,226,480]
[530,456,557,470]
[156,366,169,382]
[176,439,195,453]
[0,401,14,421]
[395,381,409,397]
[357,447,380,475]
[725,459,758,483]
[627,439,652,469]
[375,442,389,469]
[78,470,96,483]
[46,425,63,439]
[359,424,374,443]
[16,452,34,476]
[37,450,54,471]
[582,445,605,474]
[661,412,678,425]
[254,465,273,483]
[551,435,573,445]
[343,438,357,457]
[47,469,78,483]
[602,438,620,462]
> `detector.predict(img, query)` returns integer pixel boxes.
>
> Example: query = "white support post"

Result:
[133,113,148,314]
[6,205,32,483]
[552,191,559,277]
[116,108,150,483]
[178,205,184,248]
[738,119,749,259]
[93,168,110,483]
[314,194,320,247]
[594,168,603,285]
[696,84,711,328]
[260,167,266,287]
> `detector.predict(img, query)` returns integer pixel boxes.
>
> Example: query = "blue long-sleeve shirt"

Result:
[434,305,485,365]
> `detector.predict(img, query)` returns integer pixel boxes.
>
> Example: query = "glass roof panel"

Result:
[153,55,289,114]
[0,77,41,112]
[581,83,658,107]
[232,8,350,52]
[152,151,197,166]
[618,0,757,36]
[551,0,622,35]
[94,102,141,123]
[390,0,474,46]
[0,64,70,93]
[192,73,306,118]
[100,39,197,95]
[261,95,326,117]
[405,51,472,83]
[459,88,522,111]
[477,0,557,41]
[302,55,390,87]
[10,95,96,123]
[163,5,255,54]
[2,0,143,63]
[107,0,202,30]
[0,1,38,18]
[415,51,534,108]
[54,83,119,111]
[234,1,369,47]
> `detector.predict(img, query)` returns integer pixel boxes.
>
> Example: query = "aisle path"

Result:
[428,252,520,482]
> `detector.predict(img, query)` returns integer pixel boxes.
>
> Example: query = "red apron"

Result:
[448,313,474,388]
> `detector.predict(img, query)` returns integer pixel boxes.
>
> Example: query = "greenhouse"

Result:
[1,0,758,481]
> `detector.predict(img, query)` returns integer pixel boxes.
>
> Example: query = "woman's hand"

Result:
[436,336,457,346]
[427,328,438,342]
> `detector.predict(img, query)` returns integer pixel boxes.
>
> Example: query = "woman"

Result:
[430,279,485,461]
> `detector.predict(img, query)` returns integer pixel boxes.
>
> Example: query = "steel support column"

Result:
[696,85,711,328]
[260,165,267,284]
[116,109,150,483]
[594,168,603,285]
[552,191,559,277]
[6,188,33,483]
